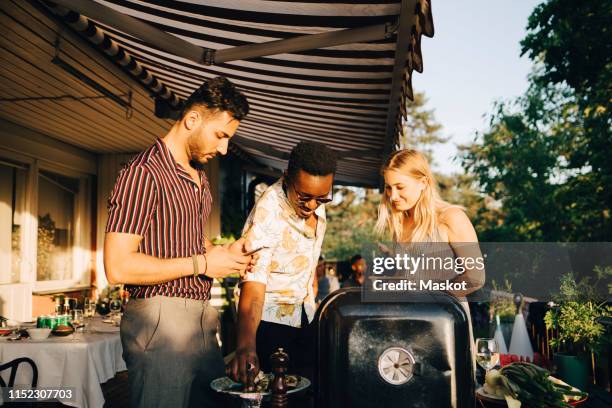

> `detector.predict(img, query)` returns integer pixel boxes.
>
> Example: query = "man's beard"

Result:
[187,137,207,169]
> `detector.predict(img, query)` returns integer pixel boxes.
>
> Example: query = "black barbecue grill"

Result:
[315,288,475,408]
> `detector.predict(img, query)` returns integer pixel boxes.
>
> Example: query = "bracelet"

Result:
[192,254,208,278]
[192,254,199,277]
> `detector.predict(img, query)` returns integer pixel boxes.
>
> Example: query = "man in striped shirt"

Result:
[104,77,253,407]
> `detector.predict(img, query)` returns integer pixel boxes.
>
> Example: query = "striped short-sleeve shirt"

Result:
[105,138,213,300]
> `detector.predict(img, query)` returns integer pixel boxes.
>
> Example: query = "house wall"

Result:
[0,1,222,321]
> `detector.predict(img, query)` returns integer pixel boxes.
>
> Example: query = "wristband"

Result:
[192,254,199,277]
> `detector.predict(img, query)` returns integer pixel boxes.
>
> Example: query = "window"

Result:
[0,150,92,291]
[37,170,79,282]
[0,160,27,284]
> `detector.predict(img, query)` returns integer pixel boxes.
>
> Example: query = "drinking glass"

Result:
[84,299,96,318]
[71,309,84,340]
[475,338,500,373]
[109,299,122,325]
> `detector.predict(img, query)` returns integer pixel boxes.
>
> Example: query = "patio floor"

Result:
[29,370,611,407]
[30,371,128,408]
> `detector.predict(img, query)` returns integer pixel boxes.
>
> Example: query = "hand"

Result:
[228,236,249,254]
[201,244,252,279]
[226,347,259,390]
[227,237,259,273]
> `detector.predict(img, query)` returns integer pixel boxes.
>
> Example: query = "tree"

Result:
[522,0,611,241]
[436,172,500,238]
[400,92,448,162]
[322,187,380,260]
[461,0,611,241]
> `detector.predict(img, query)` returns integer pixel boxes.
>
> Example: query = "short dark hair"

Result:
[350,254,363,265]
[287,141,337,181]
[181,76,249,121]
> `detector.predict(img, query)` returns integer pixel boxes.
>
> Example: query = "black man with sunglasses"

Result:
[228,141,337,391]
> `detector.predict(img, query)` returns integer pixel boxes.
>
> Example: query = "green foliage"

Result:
[211,234,237,245]
[436,172,495,232]
[322,187,380,260]
[99,285,122,300]
[521,0,611,101]
[593,265,612,296]
[401,93,448,162]
[490,280,517,322]
[544,272,612,355]
[460,0,611,241]
[460,79,575,241]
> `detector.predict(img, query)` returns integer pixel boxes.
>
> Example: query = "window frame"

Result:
[0,148,93,293]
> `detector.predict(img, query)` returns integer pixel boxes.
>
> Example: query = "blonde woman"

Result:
[375,149,484,377]
[375,149,485,296]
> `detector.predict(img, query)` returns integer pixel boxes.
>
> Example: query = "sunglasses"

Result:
[284,181,333,205]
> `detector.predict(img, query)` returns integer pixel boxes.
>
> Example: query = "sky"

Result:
[413,0,542,175]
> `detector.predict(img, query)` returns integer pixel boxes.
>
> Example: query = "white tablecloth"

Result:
[0,319,126,408]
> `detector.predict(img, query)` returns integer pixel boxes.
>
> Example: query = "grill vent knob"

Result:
[377,347,415,385]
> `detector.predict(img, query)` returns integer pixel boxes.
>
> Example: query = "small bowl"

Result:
[0,327,15,336]
[52,325,74,337]
[27,328,51,340]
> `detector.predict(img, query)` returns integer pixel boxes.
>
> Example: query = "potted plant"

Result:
[544,271,612,391]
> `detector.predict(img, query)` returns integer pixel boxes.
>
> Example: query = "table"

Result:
[0,318,126,408]
[476,388,598,407]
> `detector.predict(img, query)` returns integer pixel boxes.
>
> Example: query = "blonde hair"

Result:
[375,149,459,242]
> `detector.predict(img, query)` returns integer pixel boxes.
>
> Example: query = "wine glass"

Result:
[475,338,499,374]
[71,309,84,340]
[88,300,97,318]
[84,298,91,317]
[109,299,122,325]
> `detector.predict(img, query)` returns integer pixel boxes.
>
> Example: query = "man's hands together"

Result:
[199,237,259,279]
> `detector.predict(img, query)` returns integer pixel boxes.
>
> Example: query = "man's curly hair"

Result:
[287,141,338,181]
[181,76,249,120]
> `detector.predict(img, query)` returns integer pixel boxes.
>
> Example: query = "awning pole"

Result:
[46,0,213,63]
[215,23,396,64]
[382,0,418,161]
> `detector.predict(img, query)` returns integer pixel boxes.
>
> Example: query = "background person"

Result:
[315,256,340,303]
[341,254,366,288]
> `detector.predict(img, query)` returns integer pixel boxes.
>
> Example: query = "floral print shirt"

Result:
[236,179,326,327]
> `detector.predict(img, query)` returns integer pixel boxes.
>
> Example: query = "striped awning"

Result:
[43,0,434,187]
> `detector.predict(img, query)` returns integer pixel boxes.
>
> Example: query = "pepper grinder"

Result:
[270,348,289,408]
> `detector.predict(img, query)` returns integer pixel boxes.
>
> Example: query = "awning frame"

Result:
[39,0,433,188]
[383,0,418,160]
[48,0,398,65]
